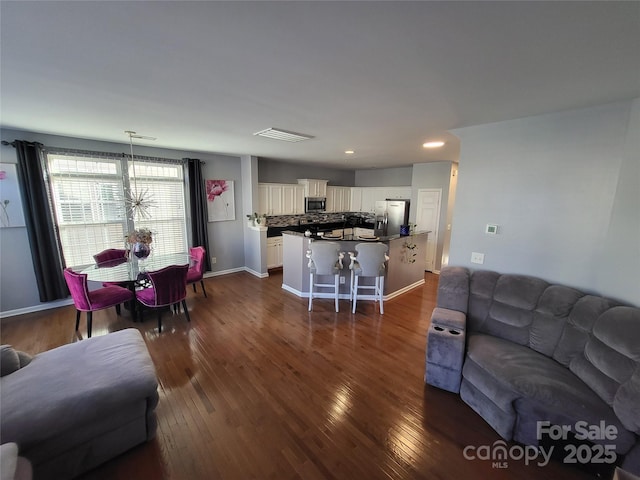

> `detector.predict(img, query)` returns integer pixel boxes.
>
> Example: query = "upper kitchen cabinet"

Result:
[326,186,351,213]
[297,179,328,198]
[259,183,304,215]
[283,184,305,215]
[350,187,362,212]
[353,186,412,213]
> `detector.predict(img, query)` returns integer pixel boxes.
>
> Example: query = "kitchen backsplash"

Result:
[266,212,374,227]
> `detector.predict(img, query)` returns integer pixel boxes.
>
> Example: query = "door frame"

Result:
[416,188,442,273]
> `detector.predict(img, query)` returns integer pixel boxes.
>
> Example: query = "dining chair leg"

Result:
[115,304,121,316]
[200,280,207,298]
[158,311,163,333]
[379,276,385,314]
[75,310,81,332]
[192,284,197,293]
[182,300,191,323]
[308,273,314,311]
[87,311,93,338]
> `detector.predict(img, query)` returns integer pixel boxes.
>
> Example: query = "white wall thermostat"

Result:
[486,224,498,235]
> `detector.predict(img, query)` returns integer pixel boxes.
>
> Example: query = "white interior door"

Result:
[416,189,441,272]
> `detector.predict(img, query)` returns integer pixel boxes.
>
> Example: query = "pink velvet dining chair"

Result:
[135,264,191,333]
[93,247,130,314]
[63,268,135,338]
[93,248,128,265]
[187,246,207,297]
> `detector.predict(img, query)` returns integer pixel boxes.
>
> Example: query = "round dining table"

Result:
[80,252,194,322]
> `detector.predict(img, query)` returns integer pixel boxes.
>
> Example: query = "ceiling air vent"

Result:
[253,128,314,142]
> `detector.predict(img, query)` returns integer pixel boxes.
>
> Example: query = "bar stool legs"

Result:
[351,274,385,314]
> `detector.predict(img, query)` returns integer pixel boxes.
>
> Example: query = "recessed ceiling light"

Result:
[423,141,445,148]
[345,150,355,154]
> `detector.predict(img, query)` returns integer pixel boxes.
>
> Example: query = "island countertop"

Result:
[281,230,430,242]
[280,230,430,302]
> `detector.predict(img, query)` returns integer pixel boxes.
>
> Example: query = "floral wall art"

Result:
[0,163,26,228]
[206,179,235,222]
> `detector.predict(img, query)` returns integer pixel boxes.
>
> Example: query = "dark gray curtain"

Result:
[14,140,69,301]
[186,158,211,271]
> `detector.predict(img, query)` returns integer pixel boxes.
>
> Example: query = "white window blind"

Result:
[47,152,188,267]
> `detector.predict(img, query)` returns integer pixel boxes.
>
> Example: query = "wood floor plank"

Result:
[0,271,600,479]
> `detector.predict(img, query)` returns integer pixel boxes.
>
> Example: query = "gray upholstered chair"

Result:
[349,242,388,314]
[306,242,344,312]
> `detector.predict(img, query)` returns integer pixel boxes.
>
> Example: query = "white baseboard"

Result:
[244,267,269,279]
[204,267,246,278]
[384,279,425,301]
[0,298,74,319]
[281,283,351,300]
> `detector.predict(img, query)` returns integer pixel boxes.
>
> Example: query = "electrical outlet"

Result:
[339,276,346,284]
[211,256,216,264]
[471,252,485,264]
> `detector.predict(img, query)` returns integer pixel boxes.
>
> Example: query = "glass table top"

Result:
[79,253,193,284]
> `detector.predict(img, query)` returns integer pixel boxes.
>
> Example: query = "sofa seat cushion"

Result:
[464,333,636,451]
[0,329,158,450]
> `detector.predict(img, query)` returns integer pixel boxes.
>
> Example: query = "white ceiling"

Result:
[1,1,638,169]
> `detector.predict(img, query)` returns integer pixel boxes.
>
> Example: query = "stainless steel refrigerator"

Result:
[374,199,410,236]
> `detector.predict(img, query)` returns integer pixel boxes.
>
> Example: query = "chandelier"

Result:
[124,130,156,220]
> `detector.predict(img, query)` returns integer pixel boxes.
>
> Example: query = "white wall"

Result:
[410,161,455,272]
[449,100,639,306]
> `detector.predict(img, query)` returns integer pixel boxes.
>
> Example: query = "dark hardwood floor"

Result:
[1,271,601,479]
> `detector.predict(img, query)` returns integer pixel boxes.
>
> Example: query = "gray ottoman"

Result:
[0,329,159,480]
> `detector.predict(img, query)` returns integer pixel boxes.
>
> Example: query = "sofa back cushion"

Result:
[468,271,550,348]
[568,306,640,434]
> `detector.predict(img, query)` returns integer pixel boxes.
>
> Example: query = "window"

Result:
[47,152,188,267]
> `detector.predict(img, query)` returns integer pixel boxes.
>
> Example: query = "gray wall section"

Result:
[258,158,355,186]
[0,128,246,312]
[449,100,640,306]
[411,162,455,272]
[355,167,413,186]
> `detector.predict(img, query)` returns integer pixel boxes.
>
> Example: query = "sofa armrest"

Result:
[431,307,467,332]
[437,266,470,314]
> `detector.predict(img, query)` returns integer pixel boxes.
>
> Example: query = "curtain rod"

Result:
[4,140,202,164]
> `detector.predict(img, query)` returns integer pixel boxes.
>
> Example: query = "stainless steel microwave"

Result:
[305,197,326,213]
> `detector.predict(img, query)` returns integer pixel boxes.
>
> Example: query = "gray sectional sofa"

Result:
[425,267,640,474]
[1,329,159,480]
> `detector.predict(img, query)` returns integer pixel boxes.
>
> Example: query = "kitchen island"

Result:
[281,230,429,302]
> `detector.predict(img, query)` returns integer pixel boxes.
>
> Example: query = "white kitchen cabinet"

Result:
[350,187,362,212]
[326,186,351,213]
[260,183,304,215]
[297,179,328,198]
[267,236,283,269]
[352,186,412,213]
[360,188,379,213]
[281,185,300,215]
[258,184,283,215]
[293,185,305,214]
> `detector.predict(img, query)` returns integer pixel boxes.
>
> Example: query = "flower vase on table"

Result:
[132,242,151,259]
[126,228,153,261]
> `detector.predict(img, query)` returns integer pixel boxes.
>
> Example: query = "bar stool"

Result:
[349,242,389,314]
[306,242,344,312]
